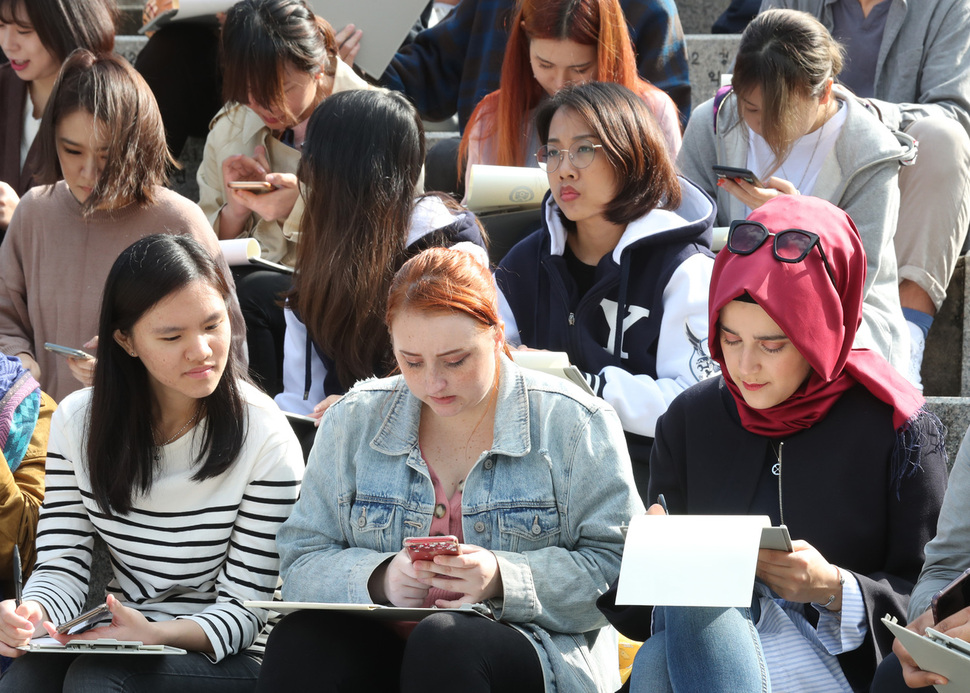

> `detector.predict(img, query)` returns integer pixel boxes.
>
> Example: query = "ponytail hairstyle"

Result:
[36,49,175,213]
[221,0,336,124]
[386,246,511,360]
[288,89,425,391]
[0,0,116,63]
[460,0,667,173]
[88,234,246,515]
[732,9,844,162]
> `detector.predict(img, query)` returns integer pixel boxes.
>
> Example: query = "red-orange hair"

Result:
[460,0,665,174]
[386,247,512,358]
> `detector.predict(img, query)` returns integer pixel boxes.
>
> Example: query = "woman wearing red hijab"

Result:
[600,195,948,692]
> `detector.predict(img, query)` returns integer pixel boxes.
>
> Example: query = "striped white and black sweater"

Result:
[22,382,304,662]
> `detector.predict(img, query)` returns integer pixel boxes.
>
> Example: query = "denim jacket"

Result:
[278,355,644,692]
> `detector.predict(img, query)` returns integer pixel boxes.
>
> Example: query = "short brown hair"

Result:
[535,81,681,226]
[37,50,175,213]
[0,0,116,62]
[732,9,844,158]
[220,0,336,122]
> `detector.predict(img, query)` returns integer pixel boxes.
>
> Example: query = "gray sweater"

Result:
[760,0,970,136]
[911,425,970,620]
[678,87,915,372]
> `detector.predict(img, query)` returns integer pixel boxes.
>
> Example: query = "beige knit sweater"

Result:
[0,182,242,402]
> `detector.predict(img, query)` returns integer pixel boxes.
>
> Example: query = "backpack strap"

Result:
[713,85,733,134]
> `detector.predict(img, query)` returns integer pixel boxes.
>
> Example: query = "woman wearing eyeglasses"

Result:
[678,9,914,378]
[496,81,716,498]
[599,194,948,693]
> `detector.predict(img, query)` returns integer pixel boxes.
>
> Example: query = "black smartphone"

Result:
[712,165,764,187]
[932,568,970,623]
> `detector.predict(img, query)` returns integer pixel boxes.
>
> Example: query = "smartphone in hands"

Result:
[56,603,110,635]
[44,342,94,360]
[403,536,461,563]
[712,165,765,188]
[227,181,276,194]
[932,568,970,623]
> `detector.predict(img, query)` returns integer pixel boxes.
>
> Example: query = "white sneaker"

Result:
[906,320,925,392]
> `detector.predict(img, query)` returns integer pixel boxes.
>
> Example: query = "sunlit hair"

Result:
[459,0,667,175]
[732,9,844,161]
[36,50,175,213]
[288,90,430,391]
[88,234,246,515]
[535,81,680,225]
[386,247,511,358]
[0,0,116,63]
[221,0,336,124]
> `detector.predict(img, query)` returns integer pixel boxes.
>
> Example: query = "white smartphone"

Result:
[760,525,794,552]
[44,342,94,360]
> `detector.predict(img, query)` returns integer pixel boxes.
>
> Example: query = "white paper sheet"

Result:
[616,514,770,607]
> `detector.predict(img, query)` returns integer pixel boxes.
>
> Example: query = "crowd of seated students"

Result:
[0,0,968,690]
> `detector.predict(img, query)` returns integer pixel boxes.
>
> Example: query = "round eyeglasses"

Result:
[535,140,604,173]
[727,220,836,287]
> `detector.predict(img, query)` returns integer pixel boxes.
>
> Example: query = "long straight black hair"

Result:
[87,234,246,515]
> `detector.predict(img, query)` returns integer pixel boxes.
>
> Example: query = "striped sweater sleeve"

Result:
[20,406,97,625]
[180,457,303,662]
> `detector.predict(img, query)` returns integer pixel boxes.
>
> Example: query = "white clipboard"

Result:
[883,614,970,688]
[244,600,491,621]
[19,637,187,655]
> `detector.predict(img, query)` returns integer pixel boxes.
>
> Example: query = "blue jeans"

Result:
[630,604,770,693]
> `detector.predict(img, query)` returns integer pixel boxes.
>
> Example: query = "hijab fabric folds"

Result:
[708,195,923,438]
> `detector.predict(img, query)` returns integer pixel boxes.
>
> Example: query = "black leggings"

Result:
[255,610,544,692]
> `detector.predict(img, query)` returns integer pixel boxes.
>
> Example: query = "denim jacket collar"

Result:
[369,354,533,459]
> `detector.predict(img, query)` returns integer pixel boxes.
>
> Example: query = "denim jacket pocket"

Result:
[349,498,398,553]
[497,505,561,552]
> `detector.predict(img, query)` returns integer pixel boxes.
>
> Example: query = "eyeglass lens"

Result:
[537,140,598,173]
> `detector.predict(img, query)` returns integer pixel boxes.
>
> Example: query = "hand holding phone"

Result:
[403,536,461,563]
[932,568,970,623]
[55,603,110,635]
[44,342,94,360]
[227,181,277,194]
[712,165,765,188]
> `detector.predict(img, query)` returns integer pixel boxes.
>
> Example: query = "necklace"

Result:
[779,124,824,194]
[153,404,202,461]
[771,440,785,525]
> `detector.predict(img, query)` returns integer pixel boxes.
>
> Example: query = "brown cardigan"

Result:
[0,62,42,199]
[0,391,54,597]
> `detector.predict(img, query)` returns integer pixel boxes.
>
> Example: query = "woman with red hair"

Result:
[257,245,643,692]
[458,0,681,183]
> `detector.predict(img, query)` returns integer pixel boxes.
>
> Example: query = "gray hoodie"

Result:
[678,86,917,372]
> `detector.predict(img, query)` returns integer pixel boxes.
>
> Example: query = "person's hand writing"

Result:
[43,594,159,646]
[893,607,948,688]
[0,182,19,228]
[67,336,98,387]
[335,24,362,67]
[717,175,798,210]
[15,353,40,380]
[756,540,842,607]
[417,544,503,608]
[0,599,46,657]
[372,550,432,608]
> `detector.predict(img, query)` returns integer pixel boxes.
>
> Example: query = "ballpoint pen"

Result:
[12,544,22,608]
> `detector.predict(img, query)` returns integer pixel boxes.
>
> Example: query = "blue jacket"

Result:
[381,0,691,130]
[278,355,645,692]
